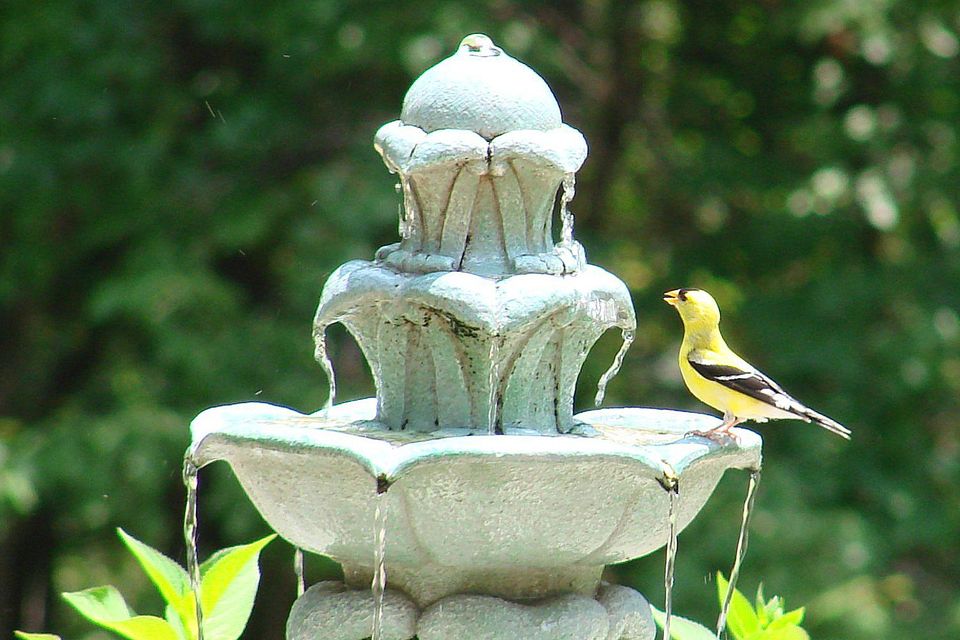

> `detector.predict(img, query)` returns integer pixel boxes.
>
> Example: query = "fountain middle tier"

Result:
[189,400,761,607]
[313,260,636,434]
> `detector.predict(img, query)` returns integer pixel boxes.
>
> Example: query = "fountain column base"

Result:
[286,581,655,640]
[344,563,602,607]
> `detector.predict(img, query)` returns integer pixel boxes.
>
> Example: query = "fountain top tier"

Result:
[312,34,635,434]
[373,34,588,277]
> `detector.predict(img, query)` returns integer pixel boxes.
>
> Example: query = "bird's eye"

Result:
[677,289,689,301]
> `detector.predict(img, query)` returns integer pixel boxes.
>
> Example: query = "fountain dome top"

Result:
[400,34,562,139]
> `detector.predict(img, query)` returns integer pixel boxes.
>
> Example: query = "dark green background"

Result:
[2,1,958,638]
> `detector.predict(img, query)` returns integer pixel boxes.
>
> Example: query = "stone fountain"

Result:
[187,35,761,640]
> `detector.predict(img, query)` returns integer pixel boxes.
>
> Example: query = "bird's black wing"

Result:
[687,357,852,438]
[686,359,794,411]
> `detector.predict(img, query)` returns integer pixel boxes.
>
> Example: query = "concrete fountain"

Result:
[186,34,761,640]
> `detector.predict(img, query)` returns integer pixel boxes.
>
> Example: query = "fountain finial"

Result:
[400,34,561,139]
[459,33,501,56]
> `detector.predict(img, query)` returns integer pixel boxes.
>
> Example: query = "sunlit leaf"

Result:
[651,605,716,640]
[198,534,276,640]
[763,627,810,640]
[165,602,189,640]
[64,585,133,620]
[14,633,62,640]
[755,584,768,626]
[62,586,181,640]
[118,528,190,603]
[117,528,193,630]
[717,572,760,640]
[762,594,783,622]
[768,607,806,629]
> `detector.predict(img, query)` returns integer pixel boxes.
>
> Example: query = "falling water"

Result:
[314,324,337,411]
[399,179,416,240]
[595,328,635,406]
[662,475,680,640]
[716,469,762,639]
[559,173,576,246]
[294,547,305,598]
[395,181,405,238]
[487,337,501,435]
[371,489,389,640]
[182,457,205,640]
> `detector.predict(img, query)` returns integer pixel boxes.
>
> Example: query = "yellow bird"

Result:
[663,288,850,440]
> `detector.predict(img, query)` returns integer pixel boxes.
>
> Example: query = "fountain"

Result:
[187,34,761,640]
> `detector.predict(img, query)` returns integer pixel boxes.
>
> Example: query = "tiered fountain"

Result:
[187,35,761,640]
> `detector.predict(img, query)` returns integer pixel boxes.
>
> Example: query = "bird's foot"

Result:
[684,428,740,444]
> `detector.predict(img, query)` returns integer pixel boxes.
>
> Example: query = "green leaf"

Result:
[64,584,134,620]
[14,633,62,640]
[762,594,783,623]
[197,534,276,640]
[764,627,810,640]
[165,602,189,640]
[62,586,181,640]
[650,605,716,640]
[767,607,806,629]
[755,585,769,627]
[717,572,760,640]
[117,528,196,640]
[118,528,190,604]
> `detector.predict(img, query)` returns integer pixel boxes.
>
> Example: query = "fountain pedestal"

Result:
[187,34,761,640]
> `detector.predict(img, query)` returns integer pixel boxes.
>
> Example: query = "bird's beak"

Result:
[663,289,681,306]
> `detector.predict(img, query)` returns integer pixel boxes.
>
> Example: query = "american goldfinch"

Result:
[663,288,850,440]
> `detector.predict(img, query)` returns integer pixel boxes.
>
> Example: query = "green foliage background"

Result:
[2,1,958,638]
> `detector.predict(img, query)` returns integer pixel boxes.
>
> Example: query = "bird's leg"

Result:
[685,413,743,443]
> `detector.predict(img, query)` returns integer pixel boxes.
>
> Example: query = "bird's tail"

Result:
[795,405,851,440]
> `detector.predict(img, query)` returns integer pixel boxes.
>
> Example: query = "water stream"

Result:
[487,337,501,435]
[294,547,305,598]
[399,178,416,240]
[371,490,389,640]
[314,323,337,411]
[594,328,635,406]
[716,469,762,639]
[559,173,576,246]
[182,457,205,640]
[662,475,680,640]
[395,181,405,238]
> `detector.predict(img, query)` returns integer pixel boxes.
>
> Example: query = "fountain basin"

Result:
[190,399,760,605]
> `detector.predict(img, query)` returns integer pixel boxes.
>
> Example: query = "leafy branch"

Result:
[16,528,275,640]
[652,572,810,640]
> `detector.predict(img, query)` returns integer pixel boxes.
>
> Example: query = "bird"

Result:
[663,288,851,440]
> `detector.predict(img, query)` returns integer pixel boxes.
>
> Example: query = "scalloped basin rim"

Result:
[189,400,762,484]
[315,261,637,334]
[375,121,589,174]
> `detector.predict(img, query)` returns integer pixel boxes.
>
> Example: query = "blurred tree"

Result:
[1,1,957,639]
